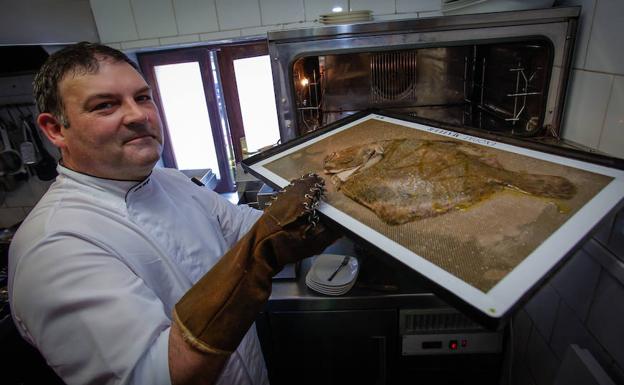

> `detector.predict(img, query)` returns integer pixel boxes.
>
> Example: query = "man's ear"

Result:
[37,113,66,149]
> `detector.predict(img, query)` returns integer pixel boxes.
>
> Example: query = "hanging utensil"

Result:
[20,119,38,165]
[23,117,58,181]
[0,121,23,176]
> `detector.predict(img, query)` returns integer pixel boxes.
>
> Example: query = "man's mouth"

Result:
[124,134,156,144]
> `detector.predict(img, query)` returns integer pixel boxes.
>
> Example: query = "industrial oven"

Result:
[268,6,578,143]
[243,6,624,384]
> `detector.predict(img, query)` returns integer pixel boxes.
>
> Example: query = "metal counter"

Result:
[267,236,450,313]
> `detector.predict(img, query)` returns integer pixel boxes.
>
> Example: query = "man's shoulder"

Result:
[151,168,218,197]
[13,177,130,249]
[152,167,187,180]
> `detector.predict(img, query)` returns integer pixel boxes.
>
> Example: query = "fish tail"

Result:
[507,172,576,199]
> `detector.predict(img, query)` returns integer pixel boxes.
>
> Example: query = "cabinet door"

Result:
[265,309,396,385]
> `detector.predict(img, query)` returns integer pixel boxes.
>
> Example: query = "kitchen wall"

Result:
[501,208,624,385]
[87,0,442,49]
[83,0,624,161]
[506,1,624,383]
[557,0,624,160]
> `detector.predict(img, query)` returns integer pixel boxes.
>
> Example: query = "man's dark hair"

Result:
[33,41,140,127]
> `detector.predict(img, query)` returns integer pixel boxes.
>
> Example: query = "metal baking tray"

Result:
[241,110,624,328]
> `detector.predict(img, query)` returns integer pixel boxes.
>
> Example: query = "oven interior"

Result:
[292,39,553,138]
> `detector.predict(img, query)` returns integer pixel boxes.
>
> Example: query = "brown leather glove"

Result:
[173,173,338,355]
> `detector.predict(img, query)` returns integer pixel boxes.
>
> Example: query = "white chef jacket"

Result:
[8,164,268,385]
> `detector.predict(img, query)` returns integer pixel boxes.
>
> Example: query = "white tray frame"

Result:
[247,113,624,322]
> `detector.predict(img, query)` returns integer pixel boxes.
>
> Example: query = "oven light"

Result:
[301,78,309,87]
[332,6,343,12]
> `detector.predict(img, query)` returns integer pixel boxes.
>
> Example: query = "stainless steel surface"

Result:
[399,308,503,355]
[370,50,419,104]
[268,237,447,312]
[268,7,579,41]
[268,6,579,143]
[402,332,503,355]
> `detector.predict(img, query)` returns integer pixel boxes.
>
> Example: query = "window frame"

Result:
[217,41,271,163]
[138,47,235,192]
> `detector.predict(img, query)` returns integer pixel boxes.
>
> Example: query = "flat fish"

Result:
[323,139,576,225]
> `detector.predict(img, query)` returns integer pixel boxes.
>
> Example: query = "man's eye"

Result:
[92,102,115,111]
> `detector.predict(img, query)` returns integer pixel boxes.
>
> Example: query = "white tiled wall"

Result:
[562,69,613,149]
[216,0,262,30]
[599,77,624,156]
[132,0,179,39]
[556,0,624,159]
[584,0,624,75]
[173,0,220,34]
[350,0,395,14]
[90,0,139,42]
[303,0,348,20]
[396,0,441,13]
[88,0,426,44]
[260,0,305,26]
[503,207,624,385]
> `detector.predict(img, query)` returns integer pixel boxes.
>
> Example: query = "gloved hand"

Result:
[173,173,339,355]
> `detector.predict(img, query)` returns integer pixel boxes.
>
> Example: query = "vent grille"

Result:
[370,51,418,103]
[400,309,481,333]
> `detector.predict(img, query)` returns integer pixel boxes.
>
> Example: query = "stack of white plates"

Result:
[305,254,359,296]
[319,10,372,25]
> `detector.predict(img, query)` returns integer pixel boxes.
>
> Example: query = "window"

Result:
[138,41,280,193]
[153,62,220,175]
[232,55,280,154]
[217,42,280,163]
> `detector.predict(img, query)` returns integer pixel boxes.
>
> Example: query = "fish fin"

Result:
[331,174,345,187]
[335,167,360,182]
[359,154,383,171]
[509,173,576,199]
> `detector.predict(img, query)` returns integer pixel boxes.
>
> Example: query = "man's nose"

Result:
[123,100,149,126]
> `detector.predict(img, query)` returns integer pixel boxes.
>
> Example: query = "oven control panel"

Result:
[399,308,503,355]
[402,332,502,355]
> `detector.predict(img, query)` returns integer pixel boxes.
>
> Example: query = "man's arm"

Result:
[196,185,263,245]
[172,174,338,381]
[9,235,174,385]
[169,322,228,385]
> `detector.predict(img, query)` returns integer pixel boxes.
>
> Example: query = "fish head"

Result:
[323,142,385,173]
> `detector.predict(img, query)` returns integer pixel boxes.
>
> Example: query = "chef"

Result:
[7,42,337,385]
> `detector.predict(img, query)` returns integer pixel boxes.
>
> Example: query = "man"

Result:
[8,42,336,385]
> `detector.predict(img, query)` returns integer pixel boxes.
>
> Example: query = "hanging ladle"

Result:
[0,120,23,176]
[20,118,39,165]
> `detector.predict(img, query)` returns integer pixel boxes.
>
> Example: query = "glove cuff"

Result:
[172,309,234,355]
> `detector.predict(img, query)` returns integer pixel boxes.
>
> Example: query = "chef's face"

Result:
[39,56,163,181]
